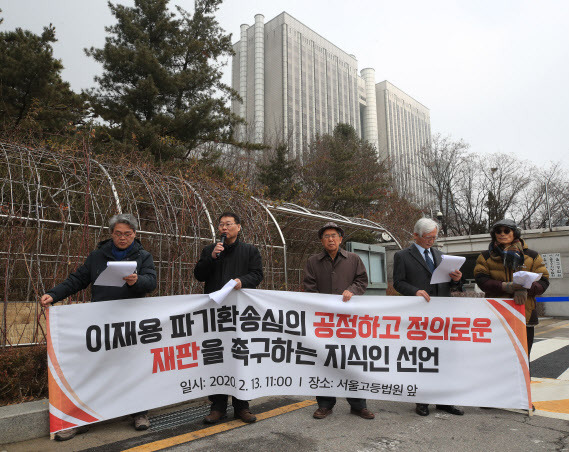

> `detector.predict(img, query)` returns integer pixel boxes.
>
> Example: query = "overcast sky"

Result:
[2,0,568,168]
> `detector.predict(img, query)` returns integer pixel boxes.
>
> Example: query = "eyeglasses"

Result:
[112,231,134,238]
[322,233,340,239]
[495,227,512,235]
[218,222,236,228]
[422,235,437,241]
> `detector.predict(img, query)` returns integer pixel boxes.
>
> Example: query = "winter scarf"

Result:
[490,239,525,271]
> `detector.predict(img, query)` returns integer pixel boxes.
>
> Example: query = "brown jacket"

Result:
[473,239,549,323]
[303,248,368,295]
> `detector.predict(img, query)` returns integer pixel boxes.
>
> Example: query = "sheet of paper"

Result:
[513,271,542,289]
[93,261,137,287]
[430,254,466,284]
[209,279,237,304]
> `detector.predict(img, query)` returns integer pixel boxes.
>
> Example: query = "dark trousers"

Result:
[527,326,535,357]
[316,396,366,411]
[209,394,249,413]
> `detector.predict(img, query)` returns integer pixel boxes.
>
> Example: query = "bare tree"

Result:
[451,154,488,234]
[517,163,569,229]
[402,134,569,236]
[482,154,531,228]
[417,134,470,234]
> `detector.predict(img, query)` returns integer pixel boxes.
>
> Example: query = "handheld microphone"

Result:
[216,233,227,258]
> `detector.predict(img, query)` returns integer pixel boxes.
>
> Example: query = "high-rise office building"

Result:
[375,81,431,201]
[231,13,378,156]
[231,12,430,201]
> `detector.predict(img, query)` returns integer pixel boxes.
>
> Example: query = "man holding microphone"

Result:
[194,211,264,424]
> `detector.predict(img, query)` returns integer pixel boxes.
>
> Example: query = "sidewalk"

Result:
[533,378,569,420]
[531,316,569,420]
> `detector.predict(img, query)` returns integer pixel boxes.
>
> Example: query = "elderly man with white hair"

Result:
[392,217,464,417]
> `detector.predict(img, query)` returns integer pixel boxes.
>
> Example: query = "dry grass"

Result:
[1,302,47,345]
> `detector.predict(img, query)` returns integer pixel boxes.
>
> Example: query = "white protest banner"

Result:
[46,290,530,434]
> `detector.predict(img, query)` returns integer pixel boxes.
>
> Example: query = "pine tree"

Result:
[302,124,390,217]
[0,20,86,135]
[257,145,300,201]
[86,0,241,161]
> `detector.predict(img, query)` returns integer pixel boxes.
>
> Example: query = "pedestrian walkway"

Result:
[532,378,569,420]
[530,317,569,420]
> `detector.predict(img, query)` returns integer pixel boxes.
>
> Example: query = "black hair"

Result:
[218,212,240,224]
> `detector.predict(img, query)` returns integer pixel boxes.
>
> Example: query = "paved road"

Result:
[4,396,569,452]
[530,317,569,421]
[3,318,569,452]
[532,318,569,379]
[159,400,569,452]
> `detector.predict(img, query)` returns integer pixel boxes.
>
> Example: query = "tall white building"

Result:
[231,13,379,157]
[375,81,431,202]
[231,12,430,201]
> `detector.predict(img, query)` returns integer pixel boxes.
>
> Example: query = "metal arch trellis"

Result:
[250,199,403,292]
[251,196,288,290]
[0,141,402,346]
[257,200,403,250]
[91,157,122,214]
[181,180,216,241]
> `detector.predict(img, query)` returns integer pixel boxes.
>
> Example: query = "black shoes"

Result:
[415,403,429,416]
[416,403,464,416]
[436,404,464,415]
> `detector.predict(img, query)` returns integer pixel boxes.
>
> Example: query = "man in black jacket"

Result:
[393,217,463,417]
[39,213,157,440]
[194,211,263,425]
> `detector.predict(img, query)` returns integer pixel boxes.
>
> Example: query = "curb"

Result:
[0,399,49,443]
[0,398,209,445]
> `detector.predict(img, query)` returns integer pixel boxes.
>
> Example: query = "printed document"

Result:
[209,279,237,304]
[513,271,542,289]
[93,261,137,287]
[430,255,466,284]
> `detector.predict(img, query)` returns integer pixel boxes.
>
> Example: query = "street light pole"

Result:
[489,167,498,230]
[545,180,552,231]
[436,210,444,235]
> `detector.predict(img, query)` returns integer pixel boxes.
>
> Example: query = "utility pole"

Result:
[545,180,552,231]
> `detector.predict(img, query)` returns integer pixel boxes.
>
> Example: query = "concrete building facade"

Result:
[376,81,431,202]
[232,13,388,157]
[232,13,364,158]
[231,12,430,200]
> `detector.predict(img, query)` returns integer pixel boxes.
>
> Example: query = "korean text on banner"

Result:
[46,290,530,433]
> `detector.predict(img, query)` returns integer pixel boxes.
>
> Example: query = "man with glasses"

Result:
[194,211,263,424]
[303,222,374,420]
[39,213,157,440]
[392,217,463,417]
